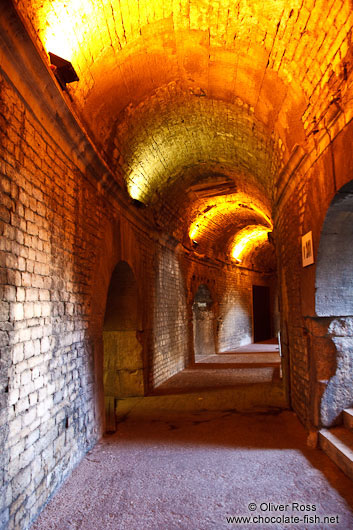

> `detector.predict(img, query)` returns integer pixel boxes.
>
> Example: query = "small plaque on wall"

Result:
[302,231,314,267]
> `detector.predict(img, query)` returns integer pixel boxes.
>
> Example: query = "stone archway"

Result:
[103,261,144,432]
[192,284,216,361]
[316,180,353,426]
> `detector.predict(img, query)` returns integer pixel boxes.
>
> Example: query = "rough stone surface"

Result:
[0,65,107,529]
[321,336,353,426]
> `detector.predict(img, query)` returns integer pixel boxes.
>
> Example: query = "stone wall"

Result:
[0,9,146,527]
[0,67,108,527]
[0,56,207,523]
[275,114,353,428]
[149,244,189,387]
[217,269,255,352]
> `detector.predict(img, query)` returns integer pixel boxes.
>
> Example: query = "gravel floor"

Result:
[31,403,353,530]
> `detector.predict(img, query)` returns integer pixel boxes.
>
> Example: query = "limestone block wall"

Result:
[0,10,152,526]
[0,42,229,524]
[217,269,276,352]
[103,331,144,398]
[0,65,115,527]
[3,3,353,528]
[149,244,189,387]
[275,178,308,423]
[217,270,254,352]
[148,247,276,387]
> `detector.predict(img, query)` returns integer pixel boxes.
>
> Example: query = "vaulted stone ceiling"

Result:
[15,0,353,267]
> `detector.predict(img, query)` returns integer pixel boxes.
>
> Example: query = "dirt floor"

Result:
[31,392,353,530]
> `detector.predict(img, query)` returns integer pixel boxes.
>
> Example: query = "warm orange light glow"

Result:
[38,0,175,69]
[38,0,295,60]
[231,225,271,261]
[34,0,306,91]
[127,180,144,202]
[28,0,352,135]
[41,1,95,63]
[189,194,272,241]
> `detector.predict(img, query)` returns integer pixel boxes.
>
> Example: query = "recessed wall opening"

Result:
[192,284,216,362]
[103,261,143,432]
[316,180,353,317]
[252,285,272,343]
[316,181,353,426]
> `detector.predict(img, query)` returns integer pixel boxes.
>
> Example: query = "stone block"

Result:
[329,318,353,337]
[11,468,31,500]
[0,301,9,321]
[12,342,24,364]
[118,369,144,398]
[10,303,23,321]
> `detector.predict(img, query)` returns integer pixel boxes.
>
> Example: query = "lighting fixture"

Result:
[49,52,79,89]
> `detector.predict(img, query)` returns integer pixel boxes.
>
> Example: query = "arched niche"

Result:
[103,261,144,432]
[316,180,353,317]
[316,181,353,426]
[192,284,216,360]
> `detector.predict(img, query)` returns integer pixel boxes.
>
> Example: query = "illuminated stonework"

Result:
[188,194,271,242]
[13,0,353,268]
[19,0,352,111]
[231,225,271,262]
[16,0,353,187]
[116,90,281,204]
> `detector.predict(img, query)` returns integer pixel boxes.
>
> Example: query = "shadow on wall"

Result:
[192,284,216,359]
[103,261,144,432]
[316,180,353,426]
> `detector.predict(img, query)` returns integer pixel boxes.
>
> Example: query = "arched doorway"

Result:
[316,180,353,426]
[103,261,144,432]
[192,284,216,361]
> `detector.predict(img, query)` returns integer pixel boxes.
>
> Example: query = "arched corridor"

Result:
[1,0,353,528]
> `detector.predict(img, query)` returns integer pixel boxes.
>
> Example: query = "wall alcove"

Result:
[316,181,353,425]
[103,261,144,432]
[192,284,216,361]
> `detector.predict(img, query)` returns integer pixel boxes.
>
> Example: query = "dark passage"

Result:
[252,285,272,342]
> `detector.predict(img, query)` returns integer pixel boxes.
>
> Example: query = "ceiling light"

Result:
[49,52,79,89]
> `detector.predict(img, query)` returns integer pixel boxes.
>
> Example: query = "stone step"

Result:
[319,427,353,481]
[195,352,281,366]
[343,409,353,430]
[195,362,280,369]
